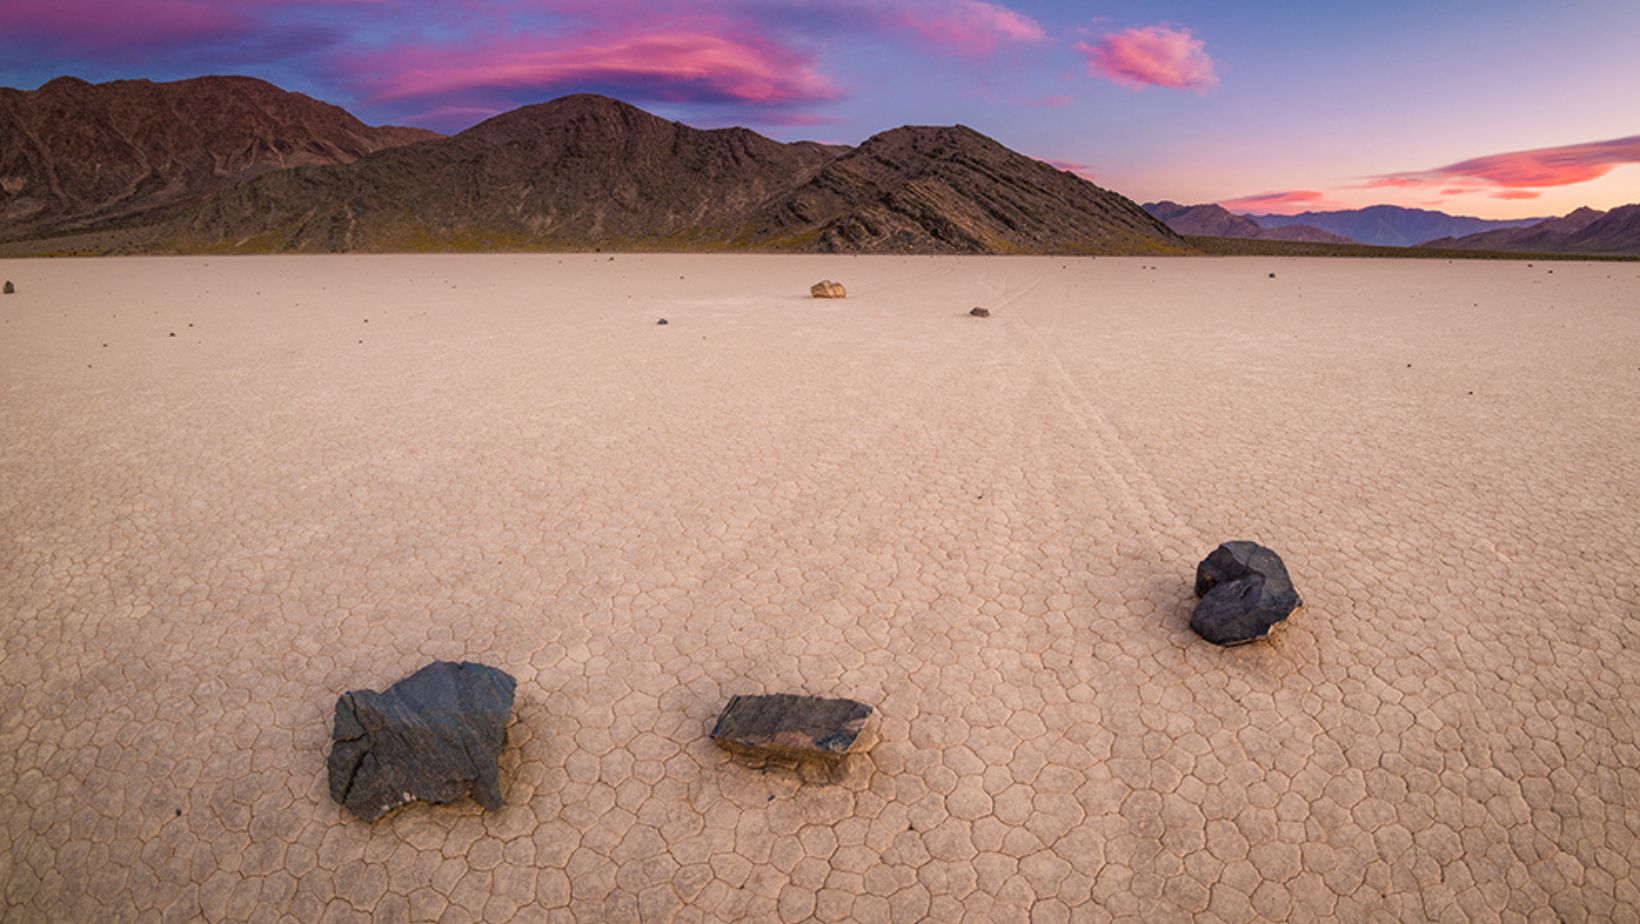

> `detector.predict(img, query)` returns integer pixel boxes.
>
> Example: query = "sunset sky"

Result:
[4,0,1638,219]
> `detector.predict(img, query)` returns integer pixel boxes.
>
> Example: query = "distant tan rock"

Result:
[810,280,846,298]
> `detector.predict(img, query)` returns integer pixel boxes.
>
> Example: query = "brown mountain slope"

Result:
[1143,201,1350,244]
[0,76,439,240]
[1420,205,1640,256]
[173,95,845,251]
[1560,204,1640,254]
[1419,206,1607,251]
[1253,224,1354,244]
[749,126,1182,253]
[163,95,1183,255]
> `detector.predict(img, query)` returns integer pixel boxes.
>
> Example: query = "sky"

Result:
[3,0,1638,219]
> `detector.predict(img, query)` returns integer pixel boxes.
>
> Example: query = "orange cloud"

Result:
[1076,25,1217,92]
[1216,189,1333,215]
[1373,134,1640,191]
[1491,190,1541,200]
[1359,176,1425,189]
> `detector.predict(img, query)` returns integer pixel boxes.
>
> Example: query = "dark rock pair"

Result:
[328,661,517,822]
[1190,541,1303,645]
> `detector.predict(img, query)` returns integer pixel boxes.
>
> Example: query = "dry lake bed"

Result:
[1,254,1637,922]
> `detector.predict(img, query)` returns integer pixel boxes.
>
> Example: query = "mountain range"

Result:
[0,76,438,240]
[3,75,1634,258]
[1,76,1182,255]
[1145,199,1639,256]
[1142,202,1351,244]
[1421,206,1640,256]
[1245,206,1543,248]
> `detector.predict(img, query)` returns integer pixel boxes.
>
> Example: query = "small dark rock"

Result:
[712,694,872,763]
[656,318,669,325]
[1268,273,1276,278]
[1190,542,1302,645]
[328,661,517,822]
[3,281,14,294]
[970,307,990,318]
[169,332,176,337]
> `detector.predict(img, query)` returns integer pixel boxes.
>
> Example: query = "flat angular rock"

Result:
[327,661,517,821]
[810,280,846,299]
[970,307,990,317]
[712,694,871,762]
[1191,541,1302,645]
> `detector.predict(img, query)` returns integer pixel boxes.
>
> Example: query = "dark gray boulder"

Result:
[2,281,13,294]
[327,661,517,821]
[970,307,991,317]
[1191,541,1302,645]
[712,694,871,762]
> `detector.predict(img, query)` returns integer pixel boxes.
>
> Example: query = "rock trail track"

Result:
[1,254,1636,922]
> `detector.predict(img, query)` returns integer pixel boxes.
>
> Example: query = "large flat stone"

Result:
[711,694,872,762]
[327,661,517,821]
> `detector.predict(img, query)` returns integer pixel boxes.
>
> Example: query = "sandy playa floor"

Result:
[1,254,1637,922]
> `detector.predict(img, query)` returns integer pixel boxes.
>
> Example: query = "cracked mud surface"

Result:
[2,254,1637,921]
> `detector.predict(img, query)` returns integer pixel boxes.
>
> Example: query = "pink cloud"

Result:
[1358,176,1425,190]
[1439,135,1640,187]
[2,0,1044,132]
[1491,190,1541,200]
[1373,134,1640,190]
[361,31,839,109]
[4,0,252,51]
[532,0,1044,57]
[1217,190,1335,215]
[3,0,384,55]
[1440,187,1482,196]
[876,0,1046,56]
[1076,25,1217,92]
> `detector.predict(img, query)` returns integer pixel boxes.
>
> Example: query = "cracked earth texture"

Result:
[1,254,1636,923]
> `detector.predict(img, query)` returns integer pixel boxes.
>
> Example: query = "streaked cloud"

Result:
[362,32,839,108]
[1374,134,1640,190]
[1216,189,1333,214]
[1076,25,1217,92]
[873,0,1046,56]
[0,0,1046,131]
